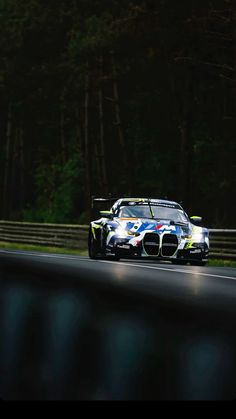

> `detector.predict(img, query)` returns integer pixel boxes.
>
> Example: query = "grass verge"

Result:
[0,242,88,257]
[208,259,236,268]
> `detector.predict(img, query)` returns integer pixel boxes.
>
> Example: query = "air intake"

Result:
[161,234,178,257]
[143,233,160,256]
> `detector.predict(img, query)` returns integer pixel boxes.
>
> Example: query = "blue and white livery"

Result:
[88,198,209,265]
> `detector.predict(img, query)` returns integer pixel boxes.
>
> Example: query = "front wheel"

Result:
[88,228,100,259]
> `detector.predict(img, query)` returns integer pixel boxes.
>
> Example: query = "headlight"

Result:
[127,230,139,236]
[115,227,129,237]
[182,232,205,242]
[191,233,205,242]
[114,227,139,237]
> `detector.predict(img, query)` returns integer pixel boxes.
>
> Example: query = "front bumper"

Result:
[107,237,209,262]
[114,240,142,257]
[177,242,209,262]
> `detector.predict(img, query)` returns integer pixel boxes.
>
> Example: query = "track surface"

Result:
[1,249,236,400]
[1,249,236,314]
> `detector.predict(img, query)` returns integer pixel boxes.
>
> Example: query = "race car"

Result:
[88,198,209,265]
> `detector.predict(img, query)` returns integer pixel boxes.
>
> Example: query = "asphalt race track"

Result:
[1,249,236,400]
[1,250,236,312]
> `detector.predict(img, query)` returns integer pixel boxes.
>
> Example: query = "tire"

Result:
[89,227,120,261]
[88,228,100,259]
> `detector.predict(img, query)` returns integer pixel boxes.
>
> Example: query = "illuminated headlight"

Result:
[182,233,206,242]
[114,227,129,237]
[114,227,139,238]
[191,233,205,242]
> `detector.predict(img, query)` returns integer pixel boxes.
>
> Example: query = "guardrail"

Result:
[0,221,236,260]
[0,220,88,249]
[209,230,236,260]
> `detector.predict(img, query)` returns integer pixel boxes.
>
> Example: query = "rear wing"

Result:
[92,196,119,208]
[91,196,119,219]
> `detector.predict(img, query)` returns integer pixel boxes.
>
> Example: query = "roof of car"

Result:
[114,198,183,209]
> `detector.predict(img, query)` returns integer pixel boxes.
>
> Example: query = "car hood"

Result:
[113,218,189,235]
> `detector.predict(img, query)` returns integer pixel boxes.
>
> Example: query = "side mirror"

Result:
[190,216,203,224]
[100,210,113,219]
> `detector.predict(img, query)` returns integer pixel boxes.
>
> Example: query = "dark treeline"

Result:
[0,0,235,226]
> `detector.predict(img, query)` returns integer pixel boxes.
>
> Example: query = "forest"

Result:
[0,0,235,227]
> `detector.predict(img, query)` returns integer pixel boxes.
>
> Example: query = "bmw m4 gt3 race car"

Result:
[88,198,209,265]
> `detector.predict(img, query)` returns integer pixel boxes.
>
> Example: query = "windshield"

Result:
[118,205,188,223]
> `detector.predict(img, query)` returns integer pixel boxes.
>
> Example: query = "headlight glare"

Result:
[191,233,204,242]
[115,226,129,237]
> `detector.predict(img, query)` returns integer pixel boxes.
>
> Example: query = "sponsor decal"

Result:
[117,244,130,249]
[155,224,176,232]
